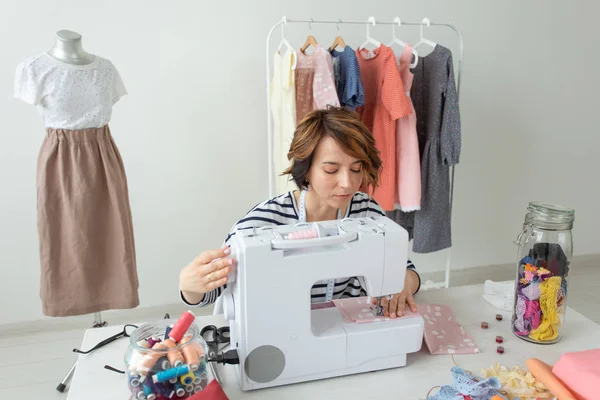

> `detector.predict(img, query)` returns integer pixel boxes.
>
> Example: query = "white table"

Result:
[67,284,600,400]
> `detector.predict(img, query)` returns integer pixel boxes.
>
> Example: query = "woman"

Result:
[179,107,421,318]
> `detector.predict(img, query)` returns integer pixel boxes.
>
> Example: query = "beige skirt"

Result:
[37,125,139,317]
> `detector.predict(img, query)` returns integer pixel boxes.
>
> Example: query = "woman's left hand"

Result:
[371,270,419,318]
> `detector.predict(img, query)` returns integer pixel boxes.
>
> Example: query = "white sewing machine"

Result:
[220,216,424,391]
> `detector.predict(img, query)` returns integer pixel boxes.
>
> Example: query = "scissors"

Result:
[200,325,230,383]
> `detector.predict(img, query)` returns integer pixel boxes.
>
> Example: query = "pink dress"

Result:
[394,46,421,211]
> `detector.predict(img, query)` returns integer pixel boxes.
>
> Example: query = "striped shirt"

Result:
[182,191,418,307]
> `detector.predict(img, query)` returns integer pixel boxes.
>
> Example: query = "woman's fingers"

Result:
[207,276,228,291]
[389,295,402,318]
[205,262,232,283]
[195,247,231,265]
[407,293,418,313]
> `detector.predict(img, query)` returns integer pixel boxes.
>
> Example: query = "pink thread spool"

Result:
[287,229,319,240]
[168,311,195,343]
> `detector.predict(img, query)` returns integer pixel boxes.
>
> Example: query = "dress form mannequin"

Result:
[47,30,96,65]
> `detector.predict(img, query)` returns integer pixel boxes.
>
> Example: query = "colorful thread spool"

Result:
[168,311,195,343]
[179,369,195,386]
[287,229,319,240]
[128,373,142,387]
[130,386,146,400]
[194,385,203,393]
[162,338,185,367]
[139,342,167,375]
[199,371,209,388]
[143,381,157,400]
[152,364,190,384]
[147,337,161,348]
[174,382,186,398]
[165,325,173,339]
[185,384,194,393]
[180,335,200,370]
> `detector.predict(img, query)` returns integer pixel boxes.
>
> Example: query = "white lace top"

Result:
[14,53,127,129]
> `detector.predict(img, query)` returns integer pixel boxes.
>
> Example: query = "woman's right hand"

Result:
[179,246,235,304]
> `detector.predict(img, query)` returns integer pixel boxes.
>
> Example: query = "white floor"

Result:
[1,254,598,398]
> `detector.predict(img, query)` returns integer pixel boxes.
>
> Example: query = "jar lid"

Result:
[526,201,575,228]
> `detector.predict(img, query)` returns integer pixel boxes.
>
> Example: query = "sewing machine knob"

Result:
[223,291,235,321]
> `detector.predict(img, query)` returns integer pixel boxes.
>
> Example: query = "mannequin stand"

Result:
[93,312,107,328]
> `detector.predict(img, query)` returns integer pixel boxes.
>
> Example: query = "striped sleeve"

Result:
[181,192,299,307]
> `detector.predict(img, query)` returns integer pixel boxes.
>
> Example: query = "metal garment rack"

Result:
[265,16,464,290]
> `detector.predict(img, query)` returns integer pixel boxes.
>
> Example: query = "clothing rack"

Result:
[265,16,464,290]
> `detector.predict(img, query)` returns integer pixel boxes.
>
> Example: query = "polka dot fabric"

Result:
[419,303,480,355]
[296,44,340,113]
[356,45,412,211]
[14,53,127,129]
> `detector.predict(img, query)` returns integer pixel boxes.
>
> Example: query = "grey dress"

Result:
[388,45,461,253]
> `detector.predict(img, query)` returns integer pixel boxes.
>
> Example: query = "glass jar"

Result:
[124,319,209,399]
[511,201,575,344]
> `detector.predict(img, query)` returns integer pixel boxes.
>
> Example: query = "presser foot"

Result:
[371,298,385,316]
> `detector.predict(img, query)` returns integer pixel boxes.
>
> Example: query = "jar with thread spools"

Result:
[511,202,575,344]
[124,312,209,399]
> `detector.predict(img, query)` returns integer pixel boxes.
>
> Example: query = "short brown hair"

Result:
[282,106,382,192]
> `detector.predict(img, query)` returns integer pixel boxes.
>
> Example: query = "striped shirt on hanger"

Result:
[181,191,419,307]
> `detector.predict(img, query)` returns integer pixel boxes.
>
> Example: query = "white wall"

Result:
[1,0,598,325]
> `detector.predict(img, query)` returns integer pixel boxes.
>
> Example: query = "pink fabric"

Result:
[418,303,480,355]
[394,46,421,212]
[296,44,340,110]
[552,348,600,400]
[332,297,421,323]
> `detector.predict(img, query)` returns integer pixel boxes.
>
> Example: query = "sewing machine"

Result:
[220,216,425,391]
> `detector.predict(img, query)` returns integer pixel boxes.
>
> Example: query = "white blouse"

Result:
[14,53,127,129]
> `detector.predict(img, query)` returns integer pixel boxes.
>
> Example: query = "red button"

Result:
[496,314,503,321]
[496,335,504,343]
[481,321,489,329]
[497,346,505,354]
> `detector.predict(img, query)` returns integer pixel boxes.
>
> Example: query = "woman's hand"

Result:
[179,247,235,304]
[371,269,419,318]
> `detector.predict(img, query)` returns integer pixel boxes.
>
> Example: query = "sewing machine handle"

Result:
[270,231,358,250]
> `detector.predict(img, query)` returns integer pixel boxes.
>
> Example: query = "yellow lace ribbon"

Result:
[529,276,562,341]
[480,363,554,400]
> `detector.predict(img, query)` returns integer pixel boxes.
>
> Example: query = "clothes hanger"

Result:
[413,17,437,52]
[358,16,381,51]
[329,19,347,52]
[300,18,318,54]
[388,17,418,68]
[277,16,297,69]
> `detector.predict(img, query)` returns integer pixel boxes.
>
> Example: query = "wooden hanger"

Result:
[329,36,346,52]
[301,35,318,53]
[329,19,346,52]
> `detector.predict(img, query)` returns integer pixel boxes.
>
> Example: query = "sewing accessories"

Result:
[200,325,231,384]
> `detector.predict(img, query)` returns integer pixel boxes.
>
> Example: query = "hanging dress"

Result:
[394,46,421,211]
[270,48,297,194]
[14,53,139,317]
[356,45,412,211]
[410,44,462,253]
[295,44,340,123]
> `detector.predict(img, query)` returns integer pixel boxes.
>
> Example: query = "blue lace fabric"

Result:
[427,367,507,400]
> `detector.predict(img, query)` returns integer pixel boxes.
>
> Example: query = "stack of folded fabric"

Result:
[482,280,515,312]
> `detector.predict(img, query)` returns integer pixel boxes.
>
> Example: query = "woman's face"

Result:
[307,136,364,209]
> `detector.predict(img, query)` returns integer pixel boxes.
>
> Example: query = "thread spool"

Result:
[162,338,185,367]
[168,311,195,343]
[130,386,146,400]
[139,342,167,375]
[165,325,173,338]
[287,229,319,240]
[194,385,203,393]
[185,384,194,393]
[174,382,186,397]
[199,371,209,388]
[179,369,195,386]
[143,382,156,400]
[193,374,201,385]
[152,364,190,384]
[180,336,200,370]
[159,358,171,371]
[147,337,161,348]
[189,336,206,363]
[128,373,142,387]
